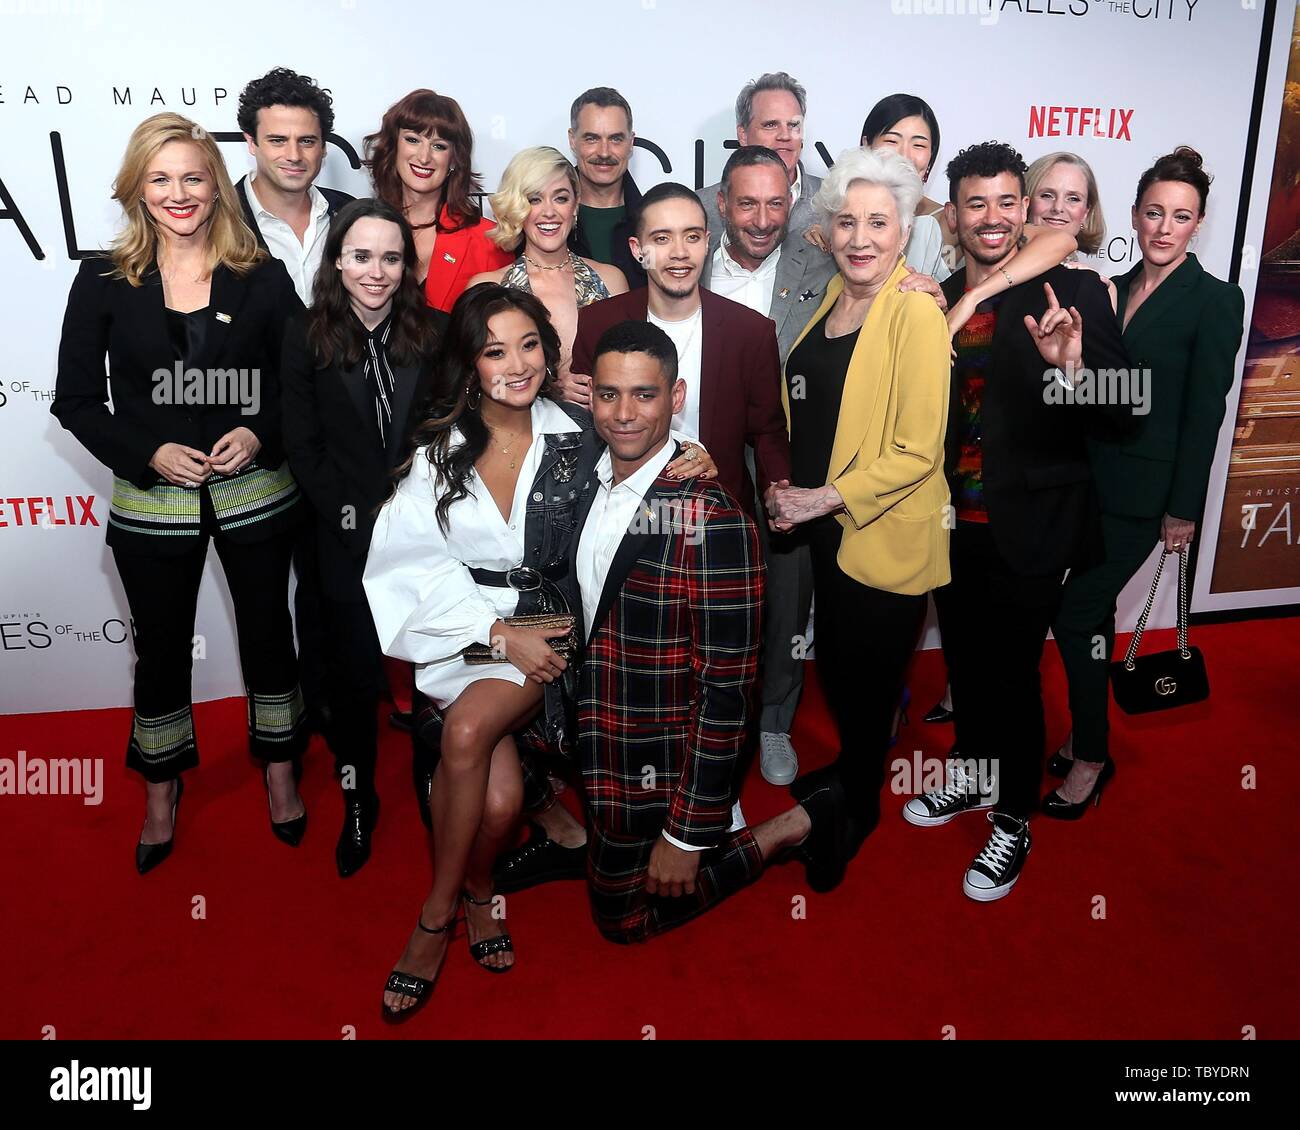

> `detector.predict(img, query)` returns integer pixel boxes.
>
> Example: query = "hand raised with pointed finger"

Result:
[1024,282,1083,370]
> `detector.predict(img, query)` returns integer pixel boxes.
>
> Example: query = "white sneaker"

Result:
[759,732,798,786]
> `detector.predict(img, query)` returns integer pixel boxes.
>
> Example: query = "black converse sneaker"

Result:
[902,762,995,827]
[962,812,1031,902]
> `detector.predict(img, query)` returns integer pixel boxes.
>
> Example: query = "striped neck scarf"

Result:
[362,315,396,445]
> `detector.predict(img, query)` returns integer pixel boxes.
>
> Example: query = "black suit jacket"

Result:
[235,175,353,255]
[940,263,1133,575]
[280,308,446,600]
[53,255,302,487]
[568,170,646,289]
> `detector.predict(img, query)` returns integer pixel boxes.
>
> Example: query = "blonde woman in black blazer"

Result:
[52,113,308,875]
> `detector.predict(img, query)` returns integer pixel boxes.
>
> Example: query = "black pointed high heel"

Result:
[136,777,184,875]
[382,915,456,1021]
[1047,738,1074,778]
[1041,758,1115,820]
[265,763,307,846]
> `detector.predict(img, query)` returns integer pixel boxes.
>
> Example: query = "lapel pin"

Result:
[779,287,790,299]
[215,312,232,323]
[443,252,457,263]
[799,289,816,302]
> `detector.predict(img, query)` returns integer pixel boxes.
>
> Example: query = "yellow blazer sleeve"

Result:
[831,294,951,529]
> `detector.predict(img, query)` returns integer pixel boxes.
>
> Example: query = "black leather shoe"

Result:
[336,793,380,878]
[265,764,307,847]
[492,822,587,893]
[791,766,853,894]
[136,777,184,876]
[1041,758,1115,820]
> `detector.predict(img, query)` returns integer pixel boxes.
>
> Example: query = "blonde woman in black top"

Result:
[53,113,308,874]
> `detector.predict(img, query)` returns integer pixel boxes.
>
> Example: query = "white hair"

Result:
[812,147,922,243]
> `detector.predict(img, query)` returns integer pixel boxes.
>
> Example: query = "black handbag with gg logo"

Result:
[1109,549,1209,714]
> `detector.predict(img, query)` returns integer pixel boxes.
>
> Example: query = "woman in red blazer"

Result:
[364,89,511,312]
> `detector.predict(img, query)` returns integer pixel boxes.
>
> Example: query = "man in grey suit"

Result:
[699,145,836,787]
[699,72,822,246]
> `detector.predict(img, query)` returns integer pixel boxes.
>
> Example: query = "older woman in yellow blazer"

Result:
[768,146,950,882]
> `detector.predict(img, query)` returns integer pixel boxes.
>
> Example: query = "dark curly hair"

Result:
[1134,145,1212,216]
[945,141,1027,204]
[237,67,335,139]
[364,90,485,233]
[392,283,561,534]
[306,198,441,370]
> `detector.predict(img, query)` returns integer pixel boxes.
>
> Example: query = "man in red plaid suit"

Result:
[572,320,853,943]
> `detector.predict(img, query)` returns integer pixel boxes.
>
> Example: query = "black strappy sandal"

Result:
[462,890,514,973]
[381,916,455,1020]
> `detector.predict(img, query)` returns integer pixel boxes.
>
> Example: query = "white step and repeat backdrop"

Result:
[1,0,1290,713]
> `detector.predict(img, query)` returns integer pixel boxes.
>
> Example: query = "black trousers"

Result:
[1053,512,1162,763]
[934,522,1066,819]
[806,518,927,834]
[292,519,329,727]
[321,592,386,802]
[112,494,307,783]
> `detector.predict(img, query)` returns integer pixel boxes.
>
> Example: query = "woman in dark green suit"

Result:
[1047,147,1245,816]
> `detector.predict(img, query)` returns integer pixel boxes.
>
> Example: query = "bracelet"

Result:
[999,266,1014,287]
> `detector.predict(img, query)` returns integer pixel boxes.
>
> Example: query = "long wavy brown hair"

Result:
[364,90,485,234]
[392,283,561,534]
[108,112,263,286]
[306,198,441,368]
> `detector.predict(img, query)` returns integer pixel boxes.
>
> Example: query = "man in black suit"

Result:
[235,68,355,741]
[235,68,353,304]
[901,142,1132,902]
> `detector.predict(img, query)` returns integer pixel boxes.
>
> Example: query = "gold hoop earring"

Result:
[466,384,481,410]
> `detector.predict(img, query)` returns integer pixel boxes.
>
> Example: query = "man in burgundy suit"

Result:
[556,181,792,520]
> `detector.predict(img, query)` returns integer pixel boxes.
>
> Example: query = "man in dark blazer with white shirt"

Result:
[699,145,836,787]
[233,67,355,738]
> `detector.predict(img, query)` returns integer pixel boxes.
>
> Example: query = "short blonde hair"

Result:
[109,112,262,286]
[1026,152,1106,256]
[813,147,922,245]
[488,146,580,251]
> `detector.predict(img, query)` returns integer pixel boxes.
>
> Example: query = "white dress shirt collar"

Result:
[247,167,331,224]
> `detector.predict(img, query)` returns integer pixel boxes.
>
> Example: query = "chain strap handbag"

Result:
[1109,549,1209,714]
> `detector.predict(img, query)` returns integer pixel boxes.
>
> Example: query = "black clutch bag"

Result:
[1109,549,1209,714]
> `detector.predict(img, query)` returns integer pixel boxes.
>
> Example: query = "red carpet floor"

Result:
[2,617,1296,1040]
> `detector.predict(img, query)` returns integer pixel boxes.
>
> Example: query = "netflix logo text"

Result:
[0,495,98,528]
[1029,106,1134,141]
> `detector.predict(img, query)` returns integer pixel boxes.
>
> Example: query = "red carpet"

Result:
[2,617,1296,1040]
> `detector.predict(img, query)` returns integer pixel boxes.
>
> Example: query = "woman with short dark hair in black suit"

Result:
[52,112,309,874]
[281,198,445,877]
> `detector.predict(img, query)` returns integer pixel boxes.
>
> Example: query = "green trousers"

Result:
[1052,512,1163,763]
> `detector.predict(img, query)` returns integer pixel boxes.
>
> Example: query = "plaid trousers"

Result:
[587,823,764,944]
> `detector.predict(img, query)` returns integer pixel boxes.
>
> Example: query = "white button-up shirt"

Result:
[575,435,744,851]
[245,169,332,304]
[709,231,782,317]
